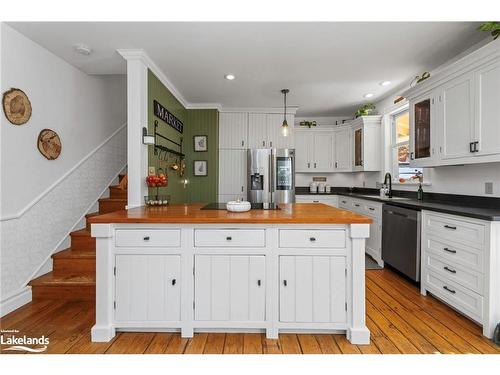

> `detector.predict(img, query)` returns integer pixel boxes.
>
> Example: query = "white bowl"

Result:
[226,200,251,212]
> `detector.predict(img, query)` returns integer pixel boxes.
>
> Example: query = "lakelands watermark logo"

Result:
[1,329,49,353]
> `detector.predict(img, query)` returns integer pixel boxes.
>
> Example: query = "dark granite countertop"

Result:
[296,187,500,221]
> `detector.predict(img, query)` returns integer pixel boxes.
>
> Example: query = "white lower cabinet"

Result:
[295,194,339,207]
[115,255,181,322]
[339,196,383,266]
[421,211,500,338]
[279,256,347,323]
[194,255,266,321]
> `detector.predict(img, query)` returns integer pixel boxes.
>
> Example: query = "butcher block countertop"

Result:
[88,203,372,224]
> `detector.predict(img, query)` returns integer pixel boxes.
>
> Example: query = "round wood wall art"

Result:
[37,129,62,160]
[2,88,32,125]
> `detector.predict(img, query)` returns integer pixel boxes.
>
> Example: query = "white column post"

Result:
[348,223,370,344]
[91,224,115,342]
[118,50,149,209]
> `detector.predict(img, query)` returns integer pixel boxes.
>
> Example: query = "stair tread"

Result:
[52,248,95,259]
[85,212,100,219]
[109,185,127,190]
[30,272,95,286]
[99,197,127,202]
[70,229,91,237]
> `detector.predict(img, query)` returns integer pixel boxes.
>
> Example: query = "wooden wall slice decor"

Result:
[2,88,32,125]
[37,129,62,160]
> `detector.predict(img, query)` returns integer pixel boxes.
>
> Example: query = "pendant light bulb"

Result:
[281,89,290,137]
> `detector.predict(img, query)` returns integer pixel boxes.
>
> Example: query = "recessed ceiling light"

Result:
[380,81,392,86]
[363,93,374,98]
[224,74,235,80]
[74,44,92,56]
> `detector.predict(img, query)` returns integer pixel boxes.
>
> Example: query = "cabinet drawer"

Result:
[194,229,265,247]
[424,270,483,322]
[423,213,485,247]
[363,202,382,219]
[338,198,351,209]
[424,254,483,294]
[279,229,346,248]
[115,229,181,247]
[424,235,484,273]
[351,199,364,213]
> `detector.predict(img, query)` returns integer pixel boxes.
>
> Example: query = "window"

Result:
[391,109,423,182]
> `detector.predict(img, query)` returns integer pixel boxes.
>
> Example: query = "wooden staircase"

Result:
[29,174,127,301]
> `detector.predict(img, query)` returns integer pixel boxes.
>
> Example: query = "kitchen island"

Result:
[89,203,372,344]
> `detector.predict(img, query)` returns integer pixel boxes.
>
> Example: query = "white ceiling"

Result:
[7,22,486,116]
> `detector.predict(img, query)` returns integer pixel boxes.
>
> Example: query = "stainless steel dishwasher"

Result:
[381,204,421,282]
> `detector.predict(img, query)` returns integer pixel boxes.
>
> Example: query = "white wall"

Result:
[0,23,127,218]
[0,23,127,313]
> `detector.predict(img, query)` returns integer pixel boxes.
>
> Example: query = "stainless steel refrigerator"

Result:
[247,148,295,204]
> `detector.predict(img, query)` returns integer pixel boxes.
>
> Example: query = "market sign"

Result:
[153,99,183,133]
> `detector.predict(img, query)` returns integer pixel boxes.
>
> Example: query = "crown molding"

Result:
[117,49,221,110]
[220,106,299,114]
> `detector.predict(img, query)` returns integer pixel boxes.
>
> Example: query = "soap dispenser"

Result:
[417,183,424,201]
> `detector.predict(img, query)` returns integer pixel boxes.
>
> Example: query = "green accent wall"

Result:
[148,69,218,204]
[184,109,219,203]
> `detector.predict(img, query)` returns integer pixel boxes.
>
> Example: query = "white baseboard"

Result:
[0,287,32,317]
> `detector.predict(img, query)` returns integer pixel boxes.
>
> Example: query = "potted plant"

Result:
[478,22,500,40]
[355,103,376,117]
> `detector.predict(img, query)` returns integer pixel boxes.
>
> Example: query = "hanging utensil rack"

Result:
[153,120,185,158]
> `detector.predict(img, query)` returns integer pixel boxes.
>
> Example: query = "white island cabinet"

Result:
[89,205,371,344]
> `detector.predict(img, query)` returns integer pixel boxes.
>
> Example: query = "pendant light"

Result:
[281,89,290,137]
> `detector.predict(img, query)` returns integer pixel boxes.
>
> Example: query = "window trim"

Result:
[389,105,428,185]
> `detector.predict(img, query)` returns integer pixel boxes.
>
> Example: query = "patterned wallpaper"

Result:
[0,126,127,301]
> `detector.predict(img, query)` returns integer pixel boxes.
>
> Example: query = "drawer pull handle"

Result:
[257,280,262,287]
[226,236,232,241]
[354,204,360,207]
[444,225,457,230]
[283,280,287,287]
[342,201,347,204]
[443,266,457,274]
[369,207,375,211]
[443,286,456,294]
[310,237,316,242]
[171,279,177,286]
[143,236,150,241]
[443,247,457,254]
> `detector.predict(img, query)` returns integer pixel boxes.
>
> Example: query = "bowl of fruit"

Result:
[146,169,168,188]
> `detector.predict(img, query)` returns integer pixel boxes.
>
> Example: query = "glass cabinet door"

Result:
[354,128,363,166]
[413,98,431,159]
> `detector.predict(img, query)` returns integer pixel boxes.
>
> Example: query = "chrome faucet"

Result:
[383,172,392,198]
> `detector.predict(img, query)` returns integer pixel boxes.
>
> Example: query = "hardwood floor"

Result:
[1,269,498,354]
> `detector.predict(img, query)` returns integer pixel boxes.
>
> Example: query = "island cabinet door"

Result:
[114,255,181,322]
[194,255,266,321]
[279,256,347,323]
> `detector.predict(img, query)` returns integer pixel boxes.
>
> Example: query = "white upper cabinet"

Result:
[248,113,268,148]
[247,113,295,149]
[295,131,313,172]
[219,112,248,149]
[334,127,351,171]
[409,90,439,167]
[474,59,500,157]
[313,131,334,170]
[294,130,334,172]
[350,116,382,172]
[406,41,500,167]
[440,73,475,160]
